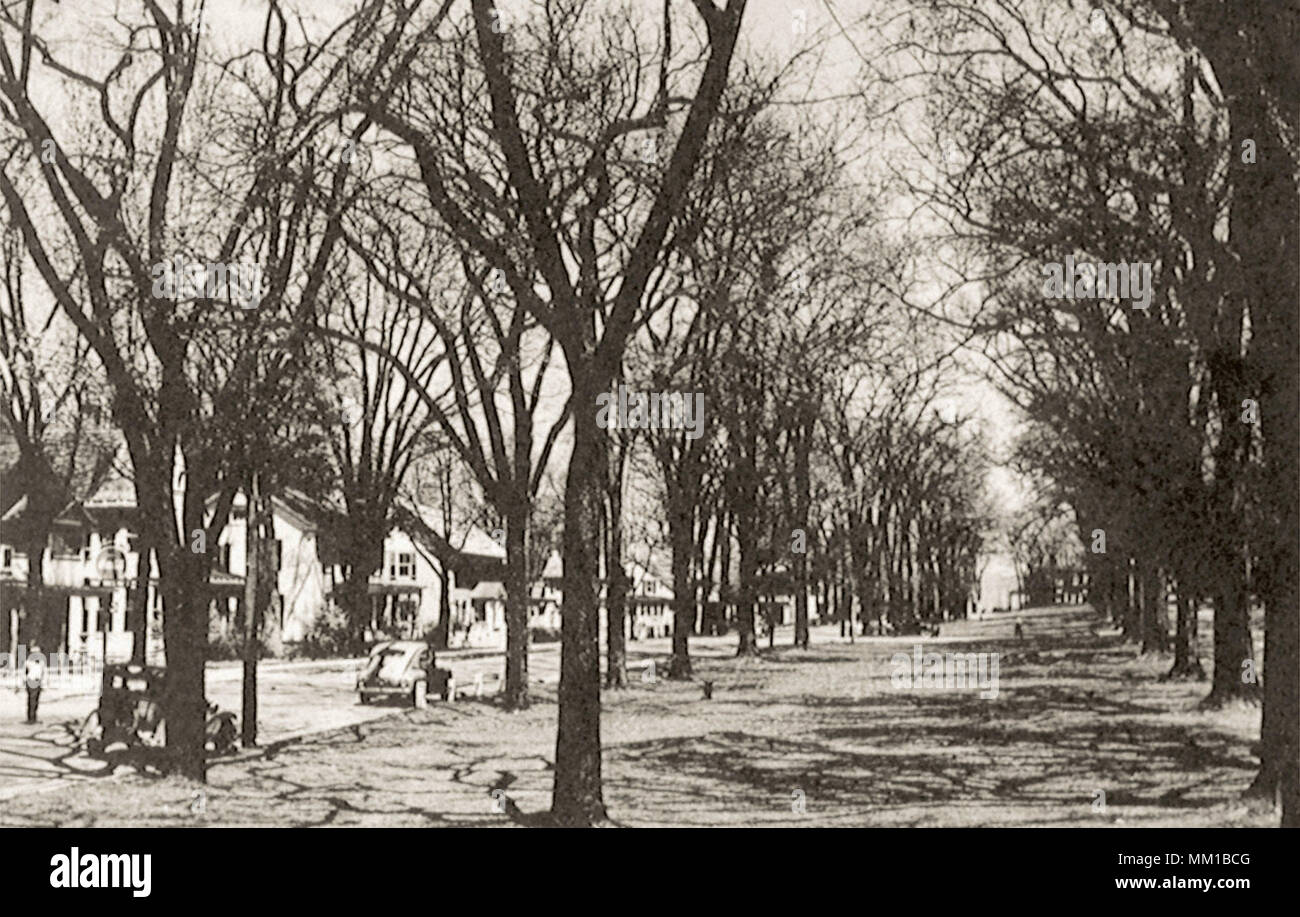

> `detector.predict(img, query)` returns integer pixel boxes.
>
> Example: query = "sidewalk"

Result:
[10,641,526,705]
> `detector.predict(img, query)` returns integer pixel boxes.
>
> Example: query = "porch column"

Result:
[68,595,83,650]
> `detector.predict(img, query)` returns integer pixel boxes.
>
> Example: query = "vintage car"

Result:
[78,663,239,757]
[78,663,167,755]
[357,641,453,706]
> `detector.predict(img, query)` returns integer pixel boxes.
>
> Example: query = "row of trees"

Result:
[882,0,1297,823]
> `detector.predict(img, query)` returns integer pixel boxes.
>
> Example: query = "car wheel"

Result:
[359,693,370,705]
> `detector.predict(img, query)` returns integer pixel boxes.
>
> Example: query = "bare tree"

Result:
[350,0,748,823]
[0,227,117,652]
[0,0,404,776]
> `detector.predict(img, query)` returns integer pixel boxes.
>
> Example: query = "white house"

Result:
[532,550,676,640]
[210,489,327,645]
[1,473,510,658]
[3,473,188,664]
[351,519,507,647]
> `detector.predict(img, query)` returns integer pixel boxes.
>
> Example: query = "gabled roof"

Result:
[83,470,136,509]
[539,551,671,592]
[399,503,505,567]
[279,486,345,520]
[267,493,317,533]
[205,487,331,534]
[459,525,506,560]
[627,558,671,594]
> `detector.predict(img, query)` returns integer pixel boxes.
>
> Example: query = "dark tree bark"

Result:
[1139,562,1169,654]
[127,540,153,666]
[604,434,629,690]
[157,540,210,781]
[1167,581,1205,680]
[433,564,451,650]
[240,476,260,747]
[734,499,760,657]
[667,480,696,677]
[552,370,608,826]
[791,403,814,649]
[1121,557,1140,640]
[502,500,530,710]
[1203,565,1258,707]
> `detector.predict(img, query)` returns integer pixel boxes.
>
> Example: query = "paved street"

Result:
[0,628,751,801]
[0,608,1270,827]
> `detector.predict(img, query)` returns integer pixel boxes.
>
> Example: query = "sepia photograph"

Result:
[0,0,1295,895]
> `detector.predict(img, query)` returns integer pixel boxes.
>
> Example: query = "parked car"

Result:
[357,641,453,706]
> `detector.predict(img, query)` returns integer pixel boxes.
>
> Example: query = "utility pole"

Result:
[241,471,260,747]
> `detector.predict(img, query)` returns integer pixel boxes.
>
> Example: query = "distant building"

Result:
[532,550,675,639]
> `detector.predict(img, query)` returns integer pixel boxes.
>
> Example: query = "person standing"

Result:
[24,645,44,724]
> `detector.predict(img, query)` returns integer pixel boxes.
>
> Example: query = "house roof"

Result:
[1,452,132,537]
[83,469,136,509]
[1,495,26,523]
[279,486,345,521]
[470,581,507,601]
[267,493,317,533]
[540,551,671,591]
[393,504,502,570]
[459,525,506,560]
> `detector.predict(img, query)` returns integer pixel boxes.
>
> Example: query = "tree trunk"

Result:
[604,444,628,689]
[667,483,695,677]
[835,553,845,637]
[1204,564,1258,707]
[128,541,153,666]
[551,373,608,826]
[23,534,49,652]
[503,502,530,710]
[433,564,451,650]
[337,520,386,654]
[159,542,210,781]
[844,564,855,644]
[792,406,813,649]
[605,569,629,689]
[717,509,733,636]
[241,475,261,748]
[1122,557,1140,640]
[340,571,371,654]
[1139,562,1169,654]
[1167,582,1205,680]
[735,502,759,657]
[1257,571,1300,822]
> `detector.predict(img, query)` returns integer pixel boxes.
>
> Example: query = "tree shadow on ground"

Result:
[591,610,1260,825]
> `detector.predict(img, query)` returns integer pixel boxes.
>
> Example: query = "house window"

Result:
[219,544,232,572]
[272,539,283,573]
[395,594,419,633]
[389,552,415,580]
[0,545,11,571]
